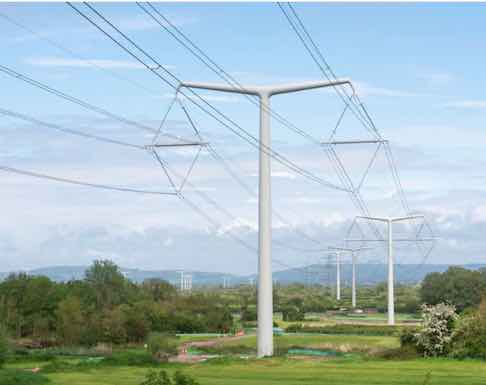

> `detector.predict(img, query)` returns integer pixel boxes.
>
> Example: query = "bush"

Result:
[374,345,418,360]
[415,303,457,357]
[399,328,419,349]
[103,350,157,366]
[147,333,178,361]
[452,299,486,359]
[140,370,199,385]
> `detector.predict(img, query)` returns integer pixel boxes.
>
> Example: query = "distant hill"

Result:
[1,263,485,286]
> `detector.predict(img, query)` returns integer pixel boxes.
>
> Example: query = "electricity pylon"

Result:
[327,249,343,301]
[329,246,371,308]
[179,79,351,357]
[357,215,424,325]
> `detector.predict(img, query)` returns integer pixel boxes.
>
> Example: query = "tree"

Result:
[142,279,177,302]
[57,296,84,346]
[420,267,486,312]
[85,259,128,310]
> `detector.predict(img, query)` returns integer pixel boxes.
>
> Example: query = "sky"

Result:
[1,2,486,274]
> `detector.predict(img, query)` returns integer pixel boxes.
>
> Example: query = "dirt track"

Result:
[171,335,247,363]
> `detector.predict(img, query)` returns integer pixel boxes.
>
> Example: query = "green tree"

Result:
[85,259,128,310]
[142,279,177,302]
[57,296,84,346]
[420,267,486,312]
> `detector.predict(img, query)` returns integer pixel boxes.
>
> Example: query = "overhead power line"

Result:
[277,2,381,139]
[0,11,163,98]
[0,107,144,150]
[0,64,192,144]
[66,2,350,193]
[0,165,177,195]
[137,1,328,147]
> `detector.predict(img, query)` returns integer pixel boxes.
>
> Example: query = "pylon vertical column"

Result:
[336,252,341,301]
[257,93,273,357]
[387,219,395,325]
[351,252,356,308]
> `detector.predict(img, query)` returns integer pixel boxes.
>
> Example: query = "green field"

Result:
[3,334,486,385]
[5,358,486,385]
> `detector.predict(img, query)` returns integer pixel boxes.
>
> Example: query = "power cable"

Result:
[0,164,176,195]
[66,2,349,193]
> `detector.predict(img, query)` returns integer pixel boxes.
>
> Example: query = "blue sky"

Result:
[1,2,486,274]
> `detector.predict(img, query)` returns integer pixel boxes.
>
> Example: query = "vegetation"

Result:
[285,323,404,336]
[415,303,457,357]
[0,260,234,348]
[146,333,178,361]
[0,328,7,368]
[140,370,199,385]
[420,267,486,312]
[452,298,486,359]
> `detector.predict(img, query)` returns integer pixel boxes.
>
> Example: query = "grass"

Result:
[5,358,485,385]
[204,334,400,353]
[3,334,486,385]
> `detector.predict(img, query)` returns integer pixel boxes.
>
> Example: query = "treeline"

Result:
[0,260,233,346]
[420,266,486,312]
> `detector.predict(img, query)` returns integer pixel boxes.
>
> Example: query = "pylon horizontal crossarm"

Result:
[321,139,388,146]
[145,142,208,149]
[345,238,438,242]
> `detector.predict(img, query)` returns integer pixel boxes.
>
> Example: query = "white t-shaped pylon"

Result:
[180,79,352,357]
[357,215,424,325]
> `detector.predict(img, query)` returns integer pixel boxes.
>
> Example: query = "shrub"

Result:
[140,370,199,385]
[399,328,419,349]
[147,333,178,361]
[0,329,8,368]
[374,345,418,360]
[415,303,457,357]
[103,350,157,366]
[452,298,486,359]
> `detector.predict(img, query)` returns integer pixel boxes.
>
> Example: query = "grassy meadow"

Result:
[3,333,486,385]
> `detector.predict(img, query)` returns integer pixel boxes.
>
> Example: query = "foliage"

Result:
[285,323,404,336]
[140,370,199,385]
[56,296,84,346]
[0,260,235,347]
[147,333,178,361]
[452,297,486,359]
[420,267,486,312]
[0,328,7,368]
[102,350,157,366]
[415,303,457,357]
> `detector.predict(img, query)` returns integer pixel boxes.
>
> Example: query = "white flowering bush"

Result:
[415,303,457,357]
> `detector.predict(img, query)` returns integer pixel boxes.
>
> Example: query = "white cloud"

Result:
[444,100,486,109]
[162,93,241,104]
[419,71,454,87]
[355,81,417,98]
[24,56,174,70]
